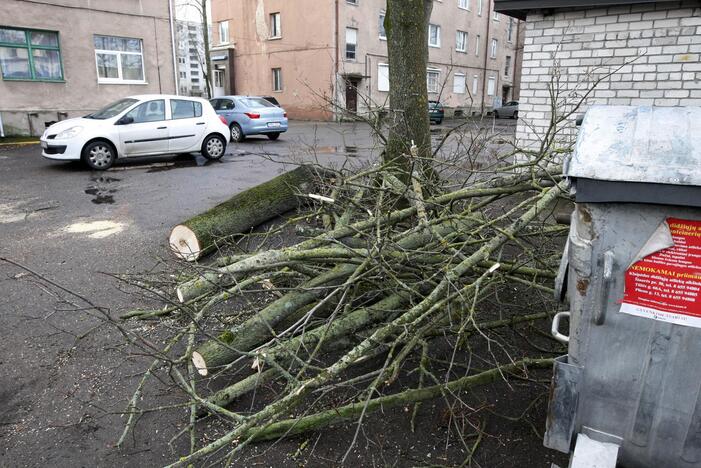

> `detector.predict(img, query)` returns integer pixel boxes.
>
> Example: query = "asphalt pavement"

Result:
[0,118,516,466]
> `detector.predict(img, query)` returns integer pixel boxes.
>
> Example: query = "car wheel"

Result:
[267,133,281,141]
[202,134,226,160]
[230,123,245,143]
[513,111,519,120]
[436,119,442,125]
[494,111,500,119]
[82,140,116,170]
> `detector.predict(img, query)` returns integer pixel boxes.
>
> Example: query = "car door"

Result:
[168,99,207,152]
[117,99,169,156]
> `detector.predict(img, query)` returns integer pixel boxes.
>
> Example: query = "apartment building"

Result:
[495,0,701,148]
[0,0,177,136]
[175,20,208,97]
[210,0,524,120]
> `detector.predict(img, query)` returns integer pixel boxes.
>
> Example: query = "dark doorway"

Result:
[502,85,511,103]
[345,78,360,113]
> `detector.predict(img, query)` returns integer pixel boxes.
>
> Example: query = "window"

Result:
[453,73,466,94]
[491,39,498,58]
[456,30,467,52]
[214,69,225,88]
[428,24,440,48]
[493,11,500,21]
[505,55,511,77]
[458,0,469,10]
[427,69,440,93]
[191,71,199,76]
[472,75,478,95]
[179,71,186,78]
[379,12,387,40]
[124,100,165,123]
[190,63,199,69]
[347,0,358,3]
[378,63,389,91]
[0,27,63,81]
[219,21,229,44]
[345,28,357,60]
[170,99,202,119]
[475,35,480,56]
[487,76,495,96]
[94,35,145,83]
[477,0,483,16]
[507,18,514,42]
[272,67,282,91]
[270,13,281,39]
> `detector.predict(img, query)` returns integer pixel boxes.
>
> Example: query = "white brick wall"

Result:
[516,2,701,150]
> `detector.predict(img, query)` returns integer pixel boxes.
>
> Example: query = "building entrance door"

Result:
[213,70,225,97]
[345,78,359,113]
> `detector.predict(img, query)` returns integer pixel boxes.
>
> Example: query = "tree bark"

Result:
[384,0,433,181]
[169,165,314,262]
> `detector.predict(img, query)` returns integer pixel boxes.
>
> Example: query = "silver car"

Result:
[211,96,288,142]
[494,101,519,119]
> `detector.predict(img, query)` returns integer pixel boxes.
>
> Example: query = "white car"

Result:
[40,94,230,170]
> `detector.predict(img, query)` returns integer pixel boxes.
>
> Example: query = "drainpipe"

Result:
[168,0,179,95]
[334,0,340,121]
[480,0,492,115]
[513,19,521,100]
[0,113,4,137]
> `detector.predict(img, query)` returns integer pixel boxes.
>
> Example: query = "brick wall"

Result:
[516,2,701,150]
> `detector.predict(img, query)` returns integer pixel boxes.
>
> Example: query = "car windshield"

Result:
[86,98,139,119]
[238,97,276,109]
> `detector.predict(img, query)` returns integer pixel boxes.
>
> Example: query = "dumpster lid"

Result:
[568,106,701,187]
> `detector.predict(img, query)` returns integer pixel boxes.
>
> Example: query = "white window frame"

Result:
[219,21,229,45]
[490,38,498,58]
[507,17,514,42]
[272,67,282,91]
[345,27,358,61]
[475,34,480,56]
[428,24,441,48]
[379,11,387,40]
[505,55,511,77]
[270,12,281,39]
[378,63,389,92]
[487,76,496,96]
[427,68,440,94]
[458,0,470,10]
[453,73,466,94]
[456,30,467,53]
[346,0,358,4]
[94,35,146,85]
[472,75,479,95]
[493,11,500,21]
[477,0,483,16]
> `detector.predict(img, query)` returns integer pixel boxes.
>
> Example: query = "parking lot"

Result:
[0,118,517,466]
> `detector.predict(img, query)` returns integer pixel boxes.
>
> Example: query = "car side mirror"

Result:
[117,116,134,125]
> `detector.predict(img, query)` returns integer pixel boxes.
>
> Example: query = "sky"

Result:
[174,0,212,23]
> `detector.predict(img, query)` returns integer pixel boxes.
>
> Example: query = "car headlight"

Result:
[55,126,84,139]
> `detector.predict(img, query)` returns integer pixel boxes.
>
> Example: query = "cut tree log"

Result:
[169,165,315,262]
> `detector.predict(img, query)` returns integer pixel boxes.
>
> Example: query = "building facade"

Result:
[175,20,208,97]
[0,0,177,136]
[210,0,524,120]
[495,0,701,149]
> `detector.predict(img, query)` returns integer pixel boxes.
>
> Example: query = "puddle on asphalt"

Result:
[145,154,243,173]
[85,174,121,204]
[313,146,360,157]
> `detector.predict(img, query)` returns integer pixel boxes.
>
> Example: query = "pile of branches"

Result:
[116,144,568,466]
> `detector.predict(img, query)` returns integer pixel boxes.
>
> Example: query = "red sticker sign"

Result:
[620,218,701,327]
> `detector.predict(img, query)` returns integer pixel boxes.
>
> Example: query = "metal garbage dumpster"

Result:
[545,106,701,468]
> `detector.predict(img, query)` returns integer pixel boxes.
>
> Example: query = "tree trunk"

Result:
[384,0,433,181]
[169,165,314,262]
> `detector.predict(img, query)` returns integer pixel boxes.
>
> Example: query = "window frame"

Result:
[455,30,467,53]
[94,34,146,85]
[490,38,498,59]
[426,68,440,94]
[219,21,230,45]
[270,13,282,39]
[428,24,441,48]
[453,72,466,94]
[379,11,387,41]
[458,0,470,10]
[475,34,480,56]
[0,26,64,82]
[505,55,512,77]
[272,67,282,92]
[378,63,389,92]
[477,0,483,16]
[487,76,496,96]
[345,27,358,61]
[472,75,478,95]
[507,17,514,42]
